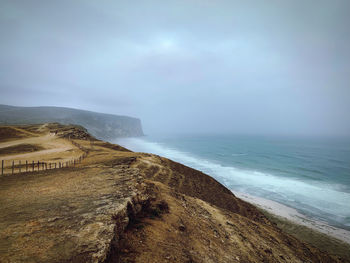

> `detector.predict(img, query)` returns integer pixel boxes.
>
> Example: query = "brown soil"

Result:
[0,123,347,263]
[134,155,270,225]
[116,182,345,263]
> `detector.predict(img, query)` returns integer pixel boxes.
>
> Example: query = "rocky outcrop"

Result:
[0,163,154,263]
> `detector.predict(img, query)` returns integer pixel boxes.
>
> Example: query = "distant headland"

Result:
[0,104,144,139]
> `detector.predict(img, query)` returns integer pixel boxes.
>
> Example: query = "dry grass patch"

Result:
[0,144,45,156]
[0,127,29,142]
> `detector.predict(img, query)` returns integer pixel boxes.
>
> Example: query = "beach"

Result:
[234,191,350,244]
[115,134,350,258]
[3,123,347,262]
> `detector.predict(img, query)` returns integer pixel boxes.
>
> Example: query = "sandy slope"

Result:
[0,124,347,263]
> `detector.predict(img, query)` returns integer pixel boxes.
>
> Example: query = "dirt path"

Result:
[0,124,347,263]
[11,126,39,137]
[0,131,84,169]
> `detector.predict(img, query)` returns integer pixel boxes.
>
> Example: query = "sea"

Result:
[114,134,350,231]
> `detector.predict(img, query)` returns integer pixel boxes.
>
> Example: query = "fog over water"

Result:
[1,0,350,136]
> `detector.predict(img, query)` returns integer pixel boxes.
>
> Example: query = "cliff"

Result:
[0,124,347,263]
[0,105,144,139]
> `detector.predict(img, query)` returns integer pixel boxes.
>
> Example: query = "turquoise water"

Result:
[115,134,350,230]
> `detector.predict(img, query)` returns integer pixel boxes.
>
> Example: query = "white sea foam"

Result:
[231,153,247,156]
[234,191,350,244]
[115,137,350,231]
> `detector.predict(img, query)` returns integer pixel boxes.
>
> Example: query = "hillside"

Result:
[0,124,348,263]
[0,105,143,139]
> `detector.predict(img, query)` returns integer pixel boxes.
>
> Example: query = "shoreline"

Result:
[116,137,350,245]
[233,191,350,245]
[2,125,349,262]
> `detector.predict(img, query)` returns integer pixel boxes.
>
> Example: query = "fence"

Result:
[1,140,90,176]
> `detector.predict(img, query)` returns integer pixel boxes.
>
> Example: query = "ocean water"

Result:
[114,134,350,231]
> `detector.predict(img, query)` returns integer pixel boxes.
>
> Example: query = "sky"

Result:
[1,0,350,136]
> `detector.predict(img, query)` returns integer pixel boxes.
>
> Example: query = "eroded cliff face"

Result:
[0,124,347,263]
[0,104,144,139]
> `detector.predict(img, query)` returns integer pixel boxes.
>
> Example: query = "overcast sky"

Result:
[1,0,350,136]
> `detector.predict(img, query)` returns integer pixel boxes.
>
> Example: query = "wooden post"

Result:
[59,162,61,168]
[55,163,57,169]
[26,160,28,172]
[45,163,47,170]
[32,161,34,172]
[49,163,51,169]
[19,160,21,173]
[37,161,40,171]
[12,161,14,175]
[1,160,3,176]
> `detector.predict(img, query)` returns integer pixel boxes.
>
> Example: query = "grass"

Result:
[0,144,44,156]
[261,209,350,260]
[0,127,27,142]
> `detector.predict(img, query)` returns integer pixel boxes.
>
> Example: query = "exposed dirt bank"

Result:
[0,124,347,262]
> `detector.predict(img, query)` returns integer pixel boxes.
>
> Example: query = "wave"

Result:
[231,153,247,156]
[115,137,350,229]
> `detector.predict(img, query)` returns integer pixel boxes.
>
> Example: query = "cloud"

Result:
[1,0,350,136]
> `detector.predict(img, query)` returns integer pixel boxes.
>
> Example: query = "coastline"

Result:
[234,191,350,244]
[116,137,350,243]
[234,191,350,258]
[1,124,348,262]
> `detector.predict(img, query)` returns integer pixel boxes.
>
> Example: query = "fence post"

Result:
[32,161,34,172]
[55,163,57,169]
[1,160,3,176]
[59,162,61,168]
[12,161,14,175]
[26,160,28,172]
[37,161,40,171]
[49,163,51,169]
[19,160,21,173]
